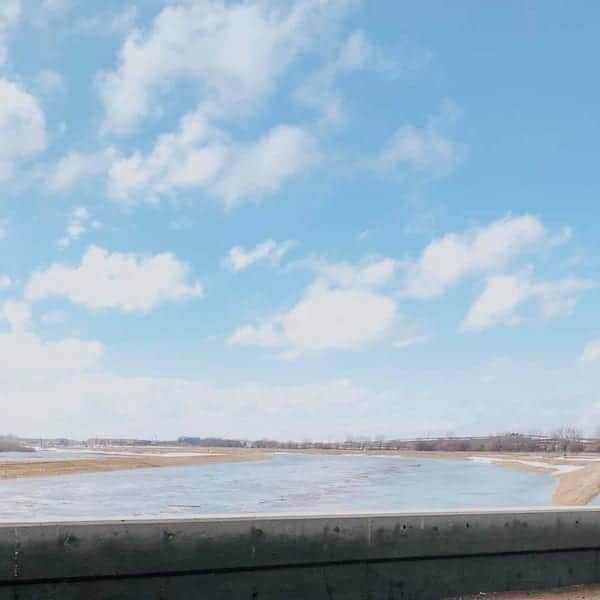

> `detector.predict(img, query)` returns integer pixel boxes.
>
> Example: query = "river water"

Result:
[0,452,557,521]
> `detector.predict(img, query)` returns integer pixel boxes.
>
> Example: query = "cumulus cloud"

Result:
[229,214,572,354]
[229,254,402,356]
[26,246,203,312]
[107,108,225,200]
[462,273,596,331]
[88,0,350,205]
[0,79,47,181]
[108,116,318,206]
[283,286,395,352]
[225,239,294,272]
[401,214,548,299]
[212,125,318,206]
[230,284,396,356]
[98,0,349,135]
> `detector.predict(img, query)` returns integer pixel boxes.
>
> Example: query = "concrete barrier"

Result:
[0,508,600,599]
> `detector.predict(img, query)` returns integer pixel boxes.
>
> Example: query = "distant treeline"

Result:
[179,430,594,454]
[18,430,596,454]
[174,432,592,454]
[411,435,587,453]
[0,436,34,453]
[178,437,246,448]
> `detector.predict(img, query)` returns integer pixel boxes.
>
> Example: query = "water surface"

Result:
[0,453,556,520]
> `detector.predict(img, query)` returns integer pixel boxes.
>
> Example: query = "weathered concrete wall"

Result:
[1,508,600,599]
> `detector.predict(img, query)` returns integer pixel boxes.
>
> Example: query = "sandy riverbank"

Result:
[0,448,268,480]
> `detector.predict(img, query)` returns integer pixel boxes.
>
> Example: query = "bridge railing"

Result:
[1,508,600,599]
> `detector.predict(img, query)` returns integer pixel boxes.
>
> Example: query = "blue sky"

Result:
[1,0,599,440]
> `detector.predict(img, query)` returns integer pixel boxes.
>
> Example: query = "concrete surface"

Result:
[0,508,599,599]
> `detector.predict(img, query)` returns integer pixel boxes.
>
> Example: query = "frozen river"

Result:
[0,452,557,520]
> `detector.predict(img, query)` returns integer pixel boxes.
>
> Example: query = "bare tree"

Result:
[552,427,582,456]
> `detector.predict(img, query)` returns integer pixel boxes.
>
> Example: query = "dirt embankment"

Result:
[0,448,268,480]
[553,463,600,506]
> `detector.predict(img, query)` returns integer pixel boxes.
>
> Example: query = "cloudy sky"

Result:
[1,0,599,440]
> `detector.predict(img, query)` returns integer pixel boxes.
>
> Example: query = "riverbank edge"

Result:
[0,447,597,506]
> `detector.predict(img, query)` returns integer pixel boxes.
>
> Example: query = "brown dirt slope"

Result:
[0,449,268,480]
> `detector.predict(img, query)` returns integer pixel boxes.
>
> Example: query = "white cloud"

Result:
[98,0,343,204]
[0,301,30,332]
[107,107,225,200]
[57,206,100,248]
[98,0,349,135]
[225,239,294,272]
[26,246,203,312]
[108,114,318,205]
[48,148,116,193]
[230,215,575,352]
[230,252,402,355]
[0,276,10,289]
[374,102,463,179]
[0,79,47,181]
[229,214,576,353]
[0,0,20,65]
[462,273,595,331]
[579,339,600,366]
[212,124,318,206]
[230,284,396,355]
[402,214,548,299]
